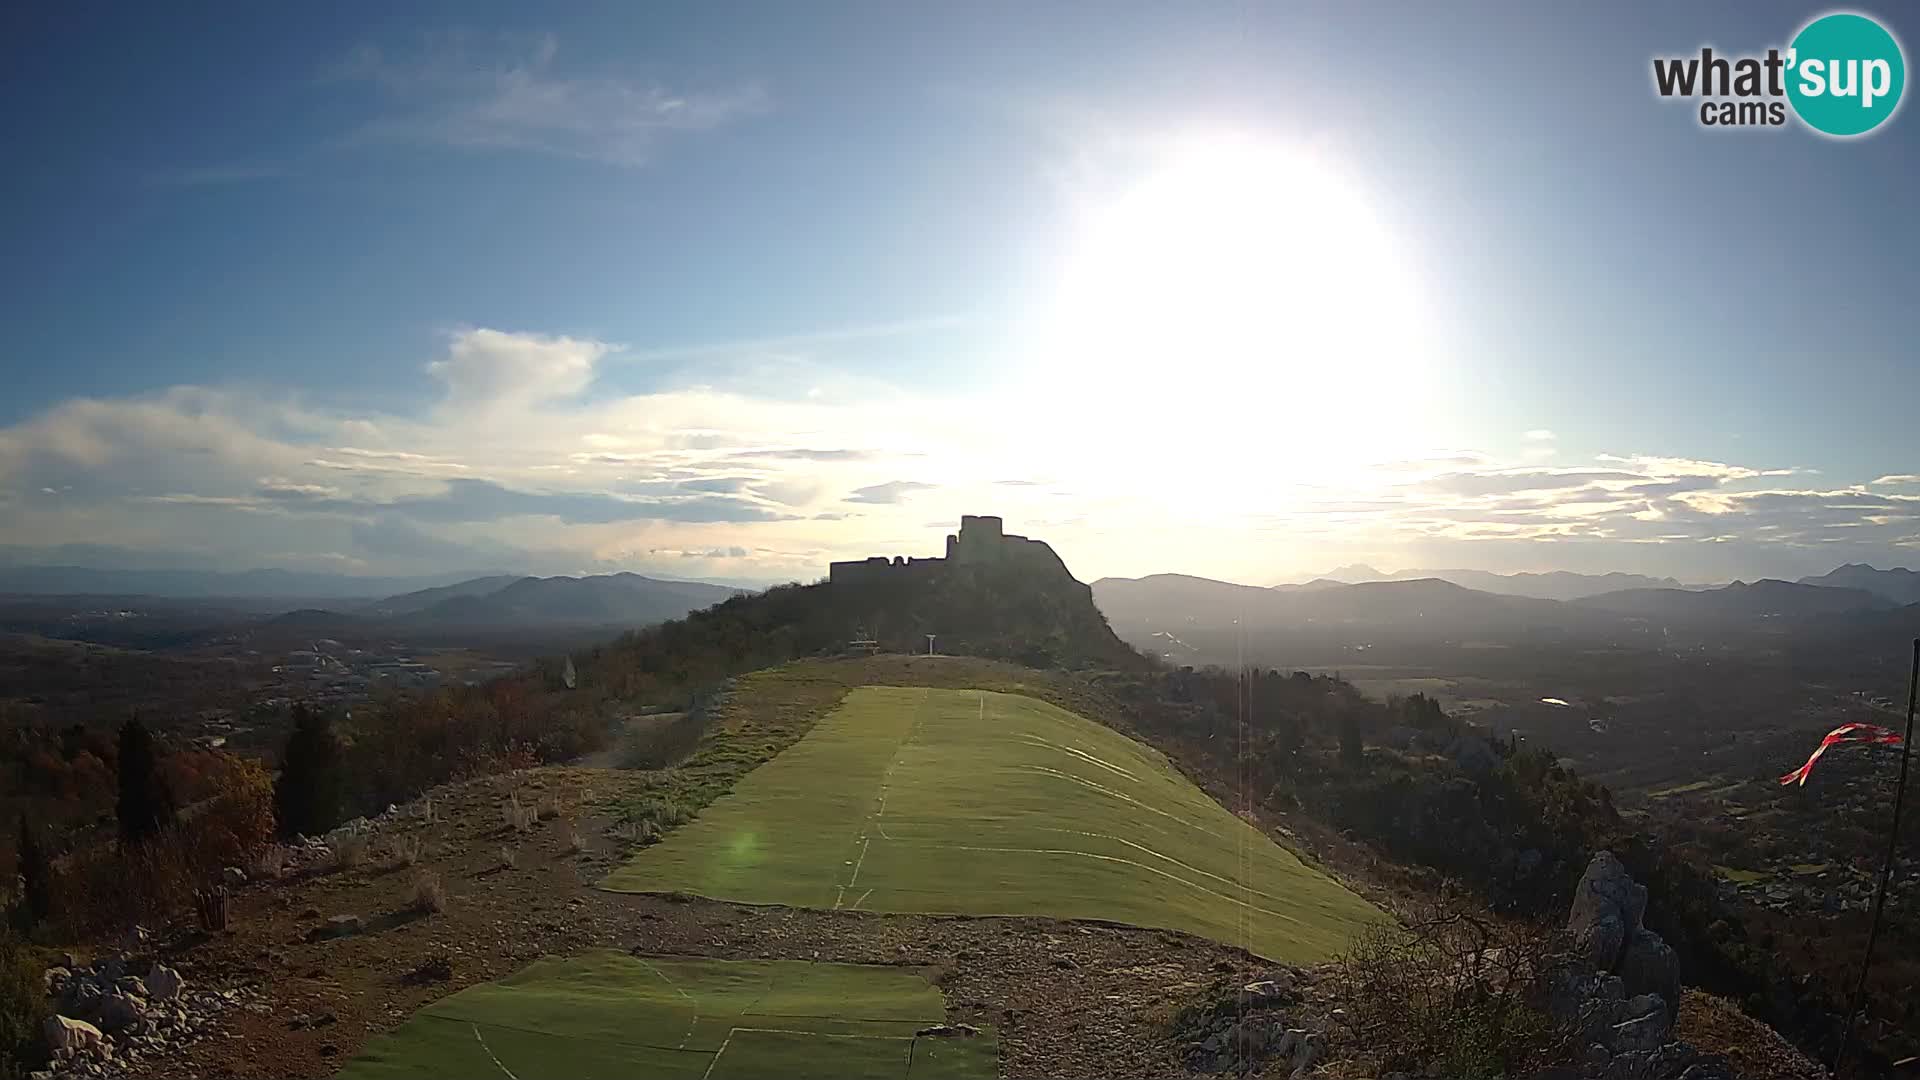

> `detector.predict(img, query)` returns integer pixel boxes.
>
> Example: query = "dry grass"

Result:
[498,845,518,871]
[332,833,370,872]
[410,870,447,914]
[250,843,289,881]
[563,823,585,855]
[388,835,423,869]
[503,793,537,833]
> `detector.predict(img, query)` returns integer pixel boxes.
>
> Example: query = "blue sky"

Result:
[1,2,1916,585]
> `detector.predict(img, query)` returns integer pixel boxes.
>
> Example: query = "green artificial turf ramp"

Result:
[605,686,1389,962]
[334,951,994,1080]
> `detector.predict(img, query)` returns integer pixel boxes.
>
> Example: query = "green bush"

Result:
[0,932,46,1080]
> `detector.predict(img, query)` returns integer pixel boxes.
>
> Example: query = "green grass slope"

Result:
[605,686,1389,962]
[335,951,994,1080]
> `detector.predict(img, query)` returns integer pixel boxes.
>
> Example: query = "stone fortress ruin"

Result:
[828,515,1070,586]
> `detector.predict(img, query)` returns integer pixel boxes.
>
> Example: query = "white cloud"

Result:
[426,328,607,412]
[0,326,1914,583]
[1523,428,1556,441]
[336,34,767,167]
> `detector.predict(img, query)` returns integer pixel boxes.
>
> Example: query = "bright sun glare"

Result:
[1027,135,1441,489]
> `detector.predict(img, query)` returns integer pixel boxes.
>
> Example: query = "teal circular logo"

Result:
[1787,12,1906,136]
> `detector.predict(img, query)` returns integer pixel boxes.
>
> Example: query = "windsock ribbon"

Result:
[1779,722,1905,786]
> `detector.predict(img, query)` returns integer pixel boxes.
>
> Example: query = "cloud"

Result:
[427,328,608,411]
[363,478,790,525]
[1873,474,1920,486]
[733,448,885,462]
[148,163,293,187]
[1523,429,1556,442]
[846,481,934,505]
[2,323,1913,584]
[1596,454,1799,481]
[1421,469,1643,497]
[334,34,766,167]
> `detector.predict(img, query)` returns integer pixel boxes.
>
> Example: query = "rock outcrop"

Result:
[1556,852,1712,1080]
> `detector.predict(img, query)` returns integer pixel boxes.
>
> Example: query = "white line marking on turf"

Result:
[471,1024,521,1080]
[944,842,1308,927]
[637,958,702,1049]
[1015,733,1140,781]
[700,1032,733,1080]
[848,836,872,887]
[730,1026,913,1040]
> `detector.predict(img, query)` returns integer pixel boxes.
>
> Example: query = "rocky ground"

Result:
[28,764,1827,1080]
[34,765,1340,1080]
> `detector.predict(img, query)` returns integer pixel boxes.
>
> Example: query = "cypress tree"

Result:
[274,705,343,838]
[116,719,175,846]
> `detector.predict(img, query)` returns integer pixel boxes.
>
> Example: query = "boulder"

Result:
[1607,995,1671,1053]
[146,964,185,1002]
[64,980,104,1019]
[1617,929,1680,1023]
[94,992,146,1034]
[43,1015,105,1054]
[309,914,365,941]
[42,966,70,994]
[1568,852,1647,970]
[222,865,248,888]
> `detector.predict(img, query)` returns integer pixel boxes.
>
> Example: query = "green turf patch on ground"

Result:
[335,951,994,1080]
[605,686,1389,962]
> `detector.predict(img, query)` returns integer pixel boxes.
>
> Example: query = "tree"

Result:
[275,705,343,838]
[116,719,175,846]
[15,819,51,931]
[1339,712,1364,766]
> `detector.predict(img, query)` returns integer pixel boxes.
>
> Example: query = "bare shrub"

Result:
[498,845,518,871]
[1334,911,1576,1078]
[503,793,536,833]
[411,871,447,914]
[563,824,585,855]
[388,836,423,869]
[331,833,369,872]
[420,797,436,825]
[250,843,290,882]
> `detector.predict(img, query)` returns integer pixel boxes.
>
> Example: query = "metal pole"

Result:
[1838,637,1920,1076]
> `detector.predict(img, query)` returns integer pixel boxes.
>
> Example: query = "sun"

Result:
[1022,134,1443,490]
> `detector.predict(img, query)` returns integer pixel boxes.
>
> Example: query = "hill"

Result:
[379,572,741,627]
[1797,562,1920,605]
[1090,572,1612,638]
[1575,578,1893,621]
[358,575,525,617]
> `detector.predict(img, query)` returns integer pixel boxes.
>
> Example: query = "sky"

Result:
[1,2,1917,588]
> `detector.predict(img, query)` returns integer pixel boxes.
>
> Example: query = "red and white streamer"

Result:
[1779,722,1905,786]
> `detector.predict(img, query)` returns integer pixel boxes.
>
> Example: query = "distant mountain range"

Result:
[1310,564,1692,601]
[1094,564,1919,665]
[1796,563,1920,606]
[283,573,746,630]
[1571,579,1894,620]
[0,565,498,601]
